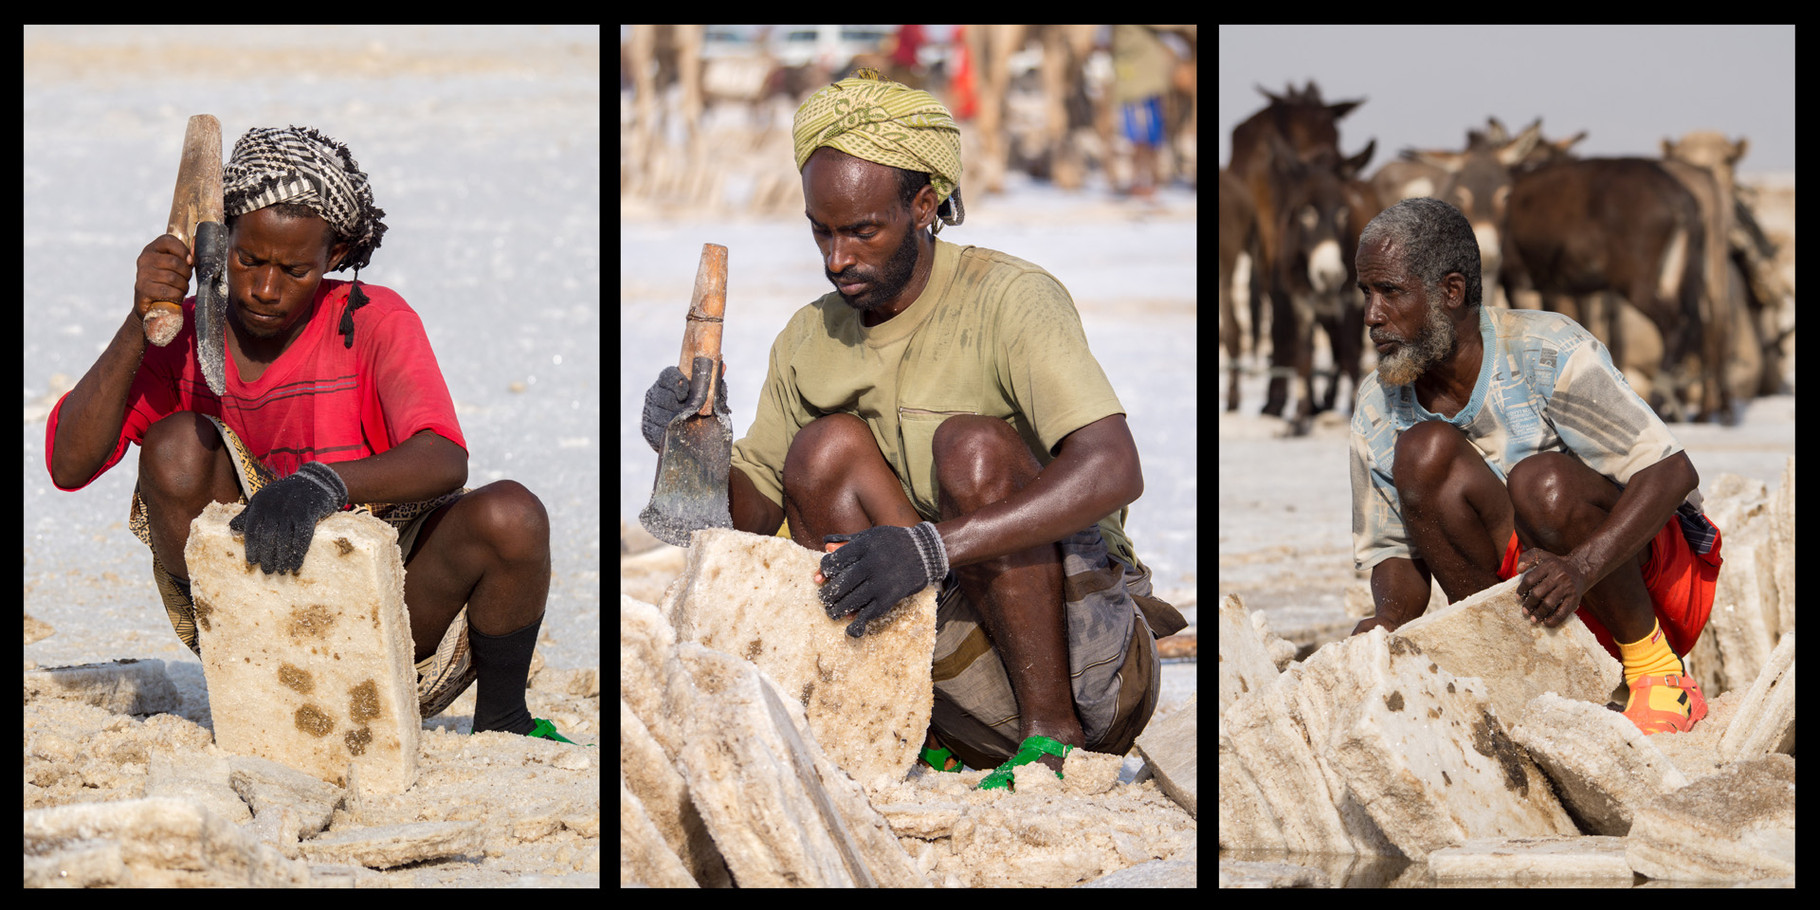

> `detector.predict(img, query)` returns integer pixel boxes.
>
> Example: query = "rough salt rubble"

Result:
[1220,459,1796,887]
[24,654,601,886]
[621,529,1199,887]
[25,507,601,887]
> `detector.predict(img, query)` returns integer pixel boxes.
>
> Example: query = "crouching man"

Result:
[1347,198,1722,734]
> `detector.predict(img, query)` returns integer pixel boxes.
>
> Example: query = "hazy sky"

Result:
[1218,25,1794,176]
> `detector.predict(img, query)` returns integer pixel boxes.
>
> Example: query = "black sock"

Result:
[468,614,542,735]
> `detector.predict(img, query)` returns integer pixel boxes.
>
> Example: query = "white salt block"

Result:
[186,501,420,795]
[665,528,937,792]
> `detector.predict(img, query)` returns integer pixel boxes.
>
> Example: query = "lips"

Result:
[241,304,283,325]
[1377,342,1396,355]
[837,280,869,296]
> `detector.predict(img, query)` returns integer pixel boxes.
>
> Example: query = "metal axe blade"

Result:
[640,243,733,547]
[194,220,228,395]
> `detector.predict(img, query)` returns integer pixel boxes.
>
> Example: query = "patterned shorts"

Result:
[926,524,1183,770]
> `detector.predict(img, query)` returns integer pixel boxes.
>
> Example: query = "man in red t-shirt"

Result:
[45,126,574,744]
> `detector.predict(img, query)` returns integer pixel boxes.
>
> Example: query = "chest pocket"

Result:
[896,405,978,520]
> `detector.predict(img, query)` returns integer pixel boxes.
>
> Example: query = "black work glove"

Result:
[229,461,350,575]
[817,521,948,637]
[642,357,729,452]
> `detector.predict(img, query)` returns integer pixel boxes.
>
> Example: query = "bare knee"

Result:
[138,411,237,581]
[1505,451,1581,535]
[1391,420,1472,508]
[784,413,876,492]
[140,411,229,504]
[932,415,1035,511]
[462,481,550,566]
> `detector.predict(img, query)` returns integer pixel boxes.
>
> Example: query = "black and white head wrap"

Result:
[223,126,389,346]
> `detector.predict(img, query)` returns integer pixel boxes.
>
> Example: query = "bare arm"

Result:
[51,312,153,489]
[729,464,784,535]
[1354,555,1434,635]
[321,430,467,504]
[1559,451,1698,587]
[52,234,197,489]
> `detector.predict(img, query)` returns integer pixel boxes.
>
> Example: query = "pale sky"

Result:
[1218,25,1795,176]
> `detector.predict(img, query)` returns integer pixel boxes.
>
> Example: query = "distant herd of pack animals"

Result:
[1220,81,1793,433]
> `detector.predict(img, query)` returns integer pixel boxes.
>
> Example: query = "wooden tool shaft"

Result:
[679,243,728,417]
[144,114,224,346]
[166,115,225,246]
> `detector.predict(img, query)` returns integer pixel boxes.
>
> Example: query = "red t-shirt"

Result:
[46,279,466,489]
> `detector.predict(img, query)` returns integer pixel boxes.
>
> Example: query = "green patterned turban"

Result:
[793,70,965,232]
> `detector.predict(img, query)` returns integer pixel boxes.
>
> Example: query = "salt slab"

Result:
[664,527,937,792]
[186,502,420,795]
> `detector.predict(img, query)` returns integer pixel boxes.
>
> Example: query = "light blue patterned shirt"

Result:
[1350,305,1699,572]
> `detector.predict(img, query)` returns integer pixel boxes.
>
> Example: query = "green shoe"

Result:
[921,744,965,772]
[526,717,594,746]
[976,735,1072,791]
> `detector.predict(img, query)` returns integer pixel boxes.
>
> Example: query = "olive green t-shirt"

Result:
[731,237,1136,564]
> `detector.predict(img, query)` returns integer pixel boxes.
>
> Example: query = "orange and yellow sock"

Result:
[1617,619,1695,727]
[1619,620,1683,684]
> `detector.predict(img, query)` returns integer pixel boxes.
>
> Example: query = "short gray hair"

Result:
[1358,197,1481,309]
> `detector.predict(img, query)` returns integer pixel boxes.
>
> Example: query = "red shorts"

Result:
[1498,517,1722,660]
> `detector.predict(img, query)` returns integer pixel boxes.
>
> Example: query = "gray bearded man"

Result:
[1349,197,1720,736]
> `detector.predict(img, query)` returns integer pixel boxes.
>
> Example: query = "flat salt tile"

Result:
[665,528,936,792]
[187,502,420,795]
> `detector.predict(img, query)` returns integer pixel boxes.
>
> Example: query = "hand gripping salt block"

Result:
[186,501,419,795]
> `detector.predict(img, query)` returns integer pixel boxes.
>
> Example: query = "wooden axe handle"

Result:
[678,243,727,417]
[144,114,223,346]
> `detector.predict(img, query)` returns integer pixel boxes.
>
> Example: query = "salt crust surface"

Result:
[637,529,1198,887]
[869,749,1195,888]
[24,657,602,885]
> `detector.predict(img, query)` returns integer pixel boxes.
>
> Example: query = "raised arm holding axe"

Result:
[49,114,227,490]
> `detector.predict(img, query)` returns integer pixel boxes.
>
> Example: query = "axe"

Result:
[639,243,733,547]
[143,114,229,396]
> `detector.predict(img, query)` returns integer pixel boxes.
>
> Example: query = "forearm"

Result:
[320,430,467,503]
[1569,452,1698,585]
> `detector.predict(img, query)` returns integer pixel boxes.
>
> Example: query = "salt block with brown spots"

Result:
[188,502,419,796]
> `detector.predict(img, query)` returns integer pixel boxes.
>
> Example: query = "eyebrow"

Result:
[805,211,880,233]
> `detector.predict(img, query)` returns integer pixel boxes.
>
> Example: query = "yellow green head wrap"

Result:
[793,70,965,232]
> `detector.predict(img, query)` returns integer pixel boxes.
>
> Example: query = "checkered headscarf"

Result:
[223,126,387,273]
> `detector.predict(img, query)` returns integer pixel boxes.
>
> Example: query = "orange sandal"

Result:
[1622,673,1708,734]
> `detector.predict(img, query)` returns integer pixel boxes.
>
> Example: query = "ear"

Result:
[915,183,939,232]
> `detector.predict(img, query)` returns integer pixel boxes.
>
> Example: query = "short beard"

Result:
[826,221,921,312]
[1376,298,1459,387]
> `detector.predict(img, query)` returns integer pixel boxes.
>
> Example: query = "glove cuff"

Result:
[910,521,949,587]
[297,461,350,510]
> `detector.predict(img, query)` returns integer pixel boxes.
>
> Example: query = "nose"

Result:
[249,269,281,304]
[823,236,856,275]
